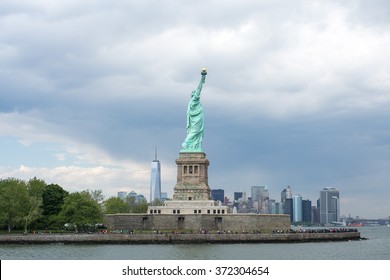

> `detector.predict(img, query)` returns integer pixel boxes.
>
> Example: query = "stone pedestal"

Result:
[148,152,228,215]
[173,152,211,201]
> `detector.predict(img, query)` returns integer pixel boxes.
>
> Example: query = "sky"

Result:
[1,0,390,219]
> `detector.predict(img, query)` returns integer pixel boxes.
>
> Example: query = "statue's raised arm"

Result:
[192,68,207,99]
[181,68,207,153]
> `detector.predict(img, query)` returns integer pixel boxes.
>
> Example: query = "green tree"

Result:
[104,197,130,214]
[20,177,47,233]
[0,178,29,232]
[85,189,104,205]
[27,177,45,199]
[132,200,148,213]
[40,183,68,229]
[22,196,43,234]
[125,195,148,213]
[126,196,137,208]
[151,198,164,206]
[58,191,103,232]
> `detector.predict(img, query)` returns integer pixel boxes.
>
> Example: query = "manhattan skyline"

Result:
[1,1,390,218]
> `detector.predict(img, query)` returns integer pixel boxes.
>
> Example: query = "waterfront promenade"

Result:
[0,230,361,244]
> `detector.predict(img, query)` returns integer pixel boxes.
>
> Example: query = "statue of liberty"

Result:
[181,68,207,152]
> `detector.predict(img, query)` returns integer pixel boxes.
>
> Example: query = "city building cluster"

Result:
[211,186,340,226]
[117,153,342,226]
[117,191,168,203]
[117,191,147,204]
[118,184,340,226]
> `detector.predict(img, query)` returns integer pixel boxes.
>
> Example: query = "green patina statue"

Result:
[181,68,207,152]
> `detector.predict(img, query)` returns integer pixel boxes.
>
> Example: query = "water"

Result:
[1,227,389,260]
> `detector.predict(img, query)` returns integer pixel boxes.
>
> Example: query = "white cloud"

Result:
[0,164,147,198]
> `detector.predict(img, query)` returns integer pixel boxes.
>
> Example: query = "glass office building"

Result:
[293,194,303,223]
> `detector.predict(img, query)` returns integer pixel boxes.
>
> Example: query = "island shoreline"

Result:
[0,232,362,244]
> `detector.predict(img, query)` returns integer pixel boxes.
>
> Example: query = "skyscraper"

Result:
[281,185,293,218]
[284,198,293,222]
[281,185,293,202]
[160,192,168,201]
[117,191,127,201]
[150,148,161,203]
[251,186,269,214]
[128,191,138,202]
[319,187,340,225]
[302,199,312,224]
[211,189,225,203]
[293,194,302,223]
[234,192,243,201]
[251,186,266,202]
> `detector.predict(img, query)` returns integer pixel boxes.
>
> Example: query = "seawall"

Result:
[104,213,291,233]
[0,231,361,244]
